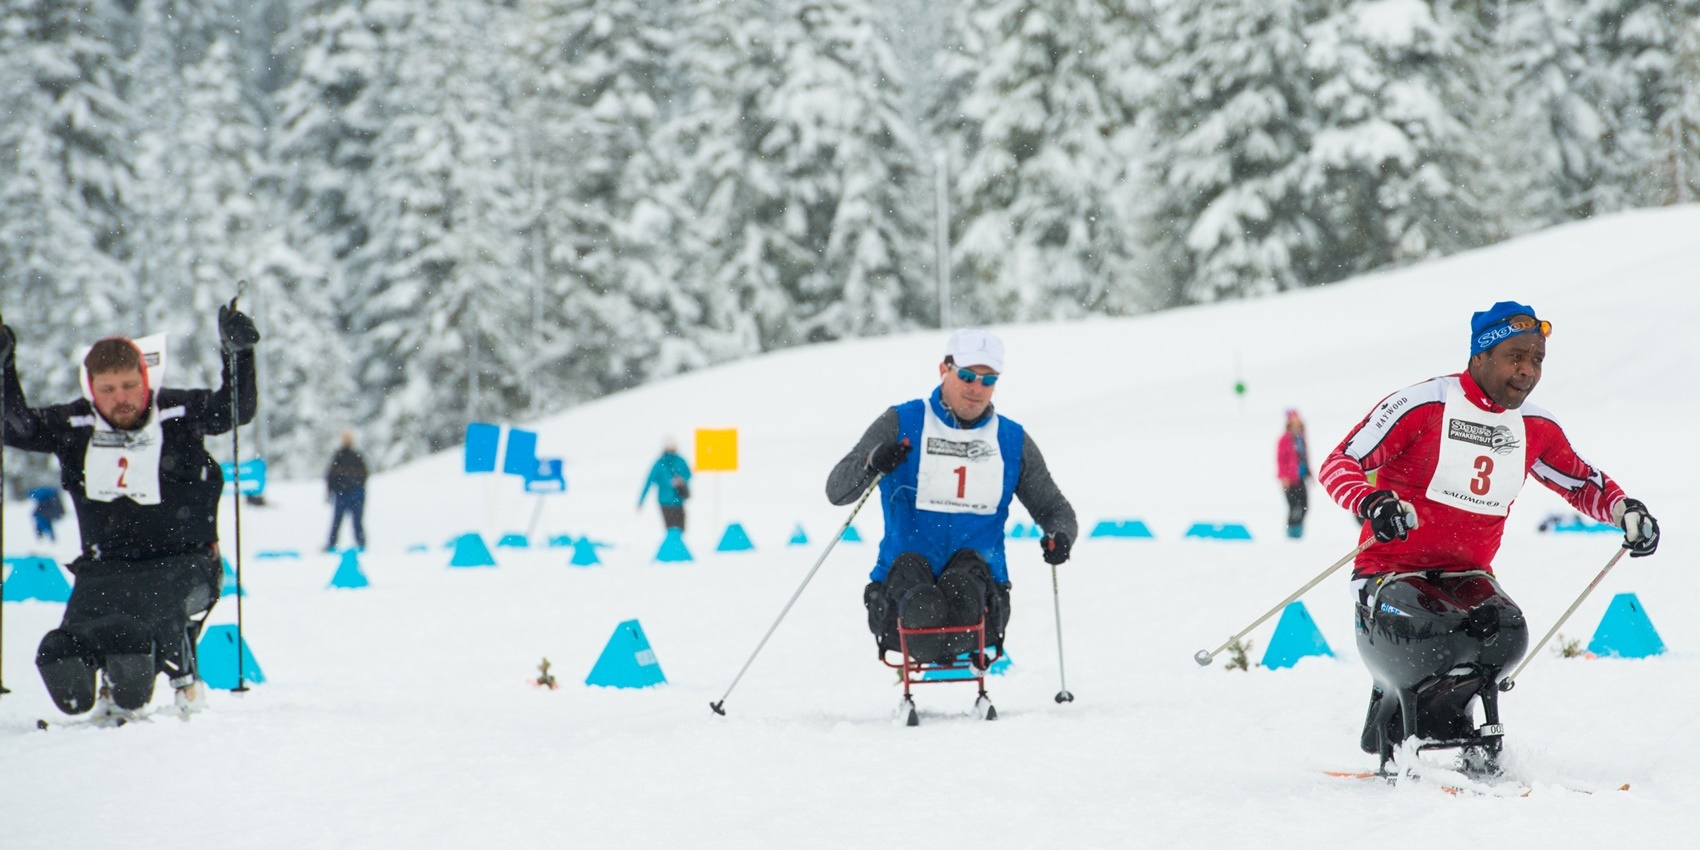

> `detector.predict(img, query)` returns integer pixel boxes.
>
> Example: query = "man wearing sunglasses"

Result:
[1319,300,1659,773]
[827,328,1076,666]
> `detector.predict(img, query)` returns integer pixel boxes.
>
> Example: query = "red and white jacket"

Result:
[1321,371,1625,577]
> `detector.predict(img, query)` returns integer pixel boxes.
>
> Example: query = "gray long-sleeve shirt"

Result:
[826,406,1077,542]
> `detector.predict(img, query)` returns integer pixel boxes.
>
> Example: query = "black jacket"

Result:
[326,447,369,494]
[1,352,257,562]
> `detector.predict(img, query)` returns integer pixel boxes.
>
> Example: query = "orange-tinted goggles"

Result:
[1505,316,1553,337]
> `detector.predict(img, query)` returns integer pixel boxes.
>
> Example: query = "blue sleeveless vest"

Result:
[872,388,1025,584]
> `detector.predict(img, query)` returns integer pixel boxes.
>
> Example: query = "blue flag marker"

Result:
[503,428,538,477]
[464,423,500,473]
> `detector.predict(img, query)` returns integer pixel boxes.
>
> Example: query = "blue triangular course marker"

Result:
[584,619,666,688]
[328,550,369,589]
[1261,601,1334,669]
[547,534,574,548]
[921,649,1013,681]
[842,525,863,543]
[655,529,693,563]
[1007,523,1043,539]
[716,523,755,552]
[220,557,245,597]
[788,524,809,546]
[406,543,429,554]
[448,533,497,568]
[570,538,602,567]
[196,624,266,690]
[256,550,300,560]
[1185,522,1253,541]
[1090,520,1155,539]
[1587,592,1665,658]
[496,533,530,549]
[2,556,72,603]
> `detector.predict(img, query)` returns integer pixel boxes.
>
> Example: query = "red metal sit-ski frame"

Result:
[882,614,1002,703]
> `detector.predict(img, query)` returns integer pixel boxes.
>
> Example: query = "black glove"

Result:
[1360,490,1418,543]
[868,439,911,475]
[1616,498,1660,558]
[0,321,14,367]
[1042,531,1072,566]
[218,304,260,353]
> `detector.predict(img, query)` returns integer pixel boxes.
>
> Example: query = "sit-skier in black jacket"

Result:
[0,306,258,716]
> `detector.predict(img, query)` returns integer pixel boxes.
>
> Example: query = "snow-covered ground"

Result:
[4,206,1699,848]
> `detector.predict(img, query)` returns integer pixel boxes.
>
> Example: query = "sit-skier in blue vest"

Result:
[826,329,1077,665]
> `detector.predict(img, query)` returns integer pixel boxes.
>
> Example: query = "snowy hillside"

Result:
[3,206,1699,848]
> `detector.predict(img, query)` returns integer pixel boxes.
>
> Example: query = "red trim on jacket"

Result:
[1321,371,1625,577]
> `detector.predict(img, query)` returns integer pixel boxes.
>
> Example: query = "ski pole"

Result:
[0,318,9,699]
[709,471,884,716]
[1050,562,1073,703]
[1498,545,1630,692]
[1194,538,1375,666]
[226,281,251,693]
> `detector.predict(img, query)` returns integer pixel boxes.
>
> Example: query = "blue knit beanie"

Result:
[1470,301,1544,356]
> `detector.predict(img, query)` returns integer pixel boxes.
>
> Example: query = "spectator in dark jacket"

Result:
[325,429,369,551]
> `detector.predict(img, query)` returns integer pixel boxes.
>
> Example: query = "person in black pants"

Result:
[325,429,369,551]
[0,305,258,720]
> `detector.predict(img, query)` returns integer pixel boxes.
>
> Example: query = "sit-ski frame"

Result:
[882,615,1000,725]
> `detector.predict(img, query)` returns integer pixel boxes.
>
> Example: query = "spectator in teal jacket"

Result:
[639,440,693,531]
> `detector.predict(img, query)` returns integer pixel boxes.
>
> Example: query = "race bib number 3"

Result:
[1426,381,1526,516]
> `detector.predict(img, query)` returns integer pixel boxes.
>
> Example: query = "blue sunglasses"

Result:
[953,367,999,387]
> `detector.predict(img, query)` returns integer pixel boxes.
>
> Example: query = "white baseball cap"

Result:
[945,328,1004,373]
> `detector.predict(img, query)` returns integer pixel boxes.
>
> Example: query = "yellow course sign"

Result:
[695,428,739,472]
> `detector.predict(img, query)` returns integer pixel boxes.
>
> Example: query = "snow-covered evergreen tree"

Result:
[1304,0,1499,282]
[516,0,684,397]
[663,0,783,361]
[940,0,1152,321]
[355,0,530,464]
[1145,0,1322,303]
[758,0,928,342]
[0,0,134,392]
[131,2,266,388]
[1657,14,1700,203]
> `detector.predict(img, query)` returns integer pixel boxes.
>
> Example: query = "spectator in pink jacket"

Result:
[1276,408,1310,538]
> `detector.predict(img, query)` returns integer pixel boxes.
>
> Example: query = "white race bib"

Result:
[83,404,165,505]
[915,407,1005,515]
[1425,378,1526,516]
